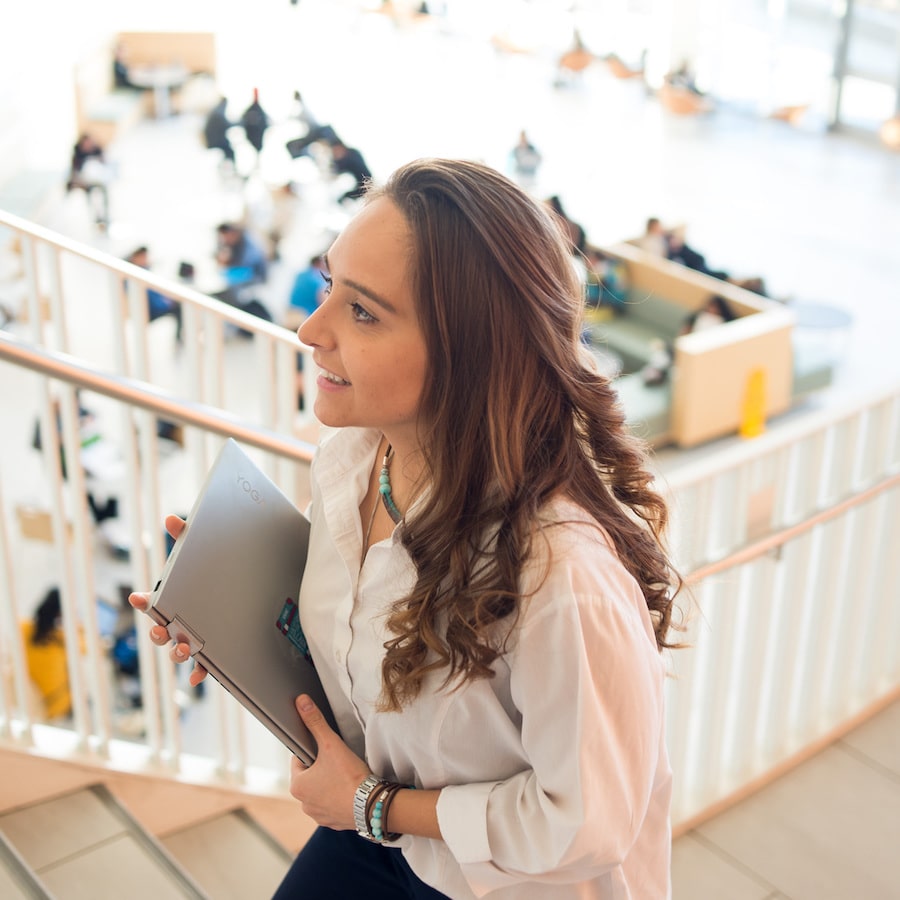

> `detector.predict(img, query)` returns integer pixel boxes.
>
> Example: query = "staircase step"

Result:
[0,831,54,899]
[162,808,293,900]
[0,785,206,899]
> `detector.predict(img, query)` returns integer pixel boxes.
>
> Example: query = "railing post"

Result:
[0,478,32,742]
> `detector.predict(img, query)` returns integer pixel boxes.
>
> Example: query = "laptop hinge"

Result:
[167,616,205,656]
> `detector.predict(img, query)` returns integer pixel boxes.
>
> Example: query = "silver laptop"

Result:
[145,438,336,765]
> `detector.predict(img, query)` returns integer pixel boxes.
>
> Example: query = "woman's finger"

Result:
[165,514,186,540]
[128,591,150,612]
[150,625,171,646]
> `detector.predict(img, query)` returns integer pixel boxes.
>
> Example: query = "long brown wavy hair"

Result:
[369,159,680,710]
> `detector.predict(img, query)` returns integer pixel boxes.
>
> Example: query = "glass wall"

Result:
[583,0,900,134]
[836,0,900,129]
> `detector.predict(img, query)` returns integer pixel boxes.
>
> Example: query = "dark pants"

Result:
[272,827,450,899]
[148,302,183,342]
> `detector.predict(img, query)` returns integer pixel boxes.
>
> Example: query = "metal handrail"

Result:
[684,469,900,585]
[0,209,295,341]
[3,219,898,828]
[0,330,315,463]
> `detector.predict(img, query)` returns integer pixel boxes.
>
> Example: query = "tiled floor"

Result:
[2,5,900,898]
[671,699,900,899]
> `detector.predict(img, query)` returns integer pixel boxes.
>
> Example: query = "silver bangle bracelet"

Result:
[353,774,383,841]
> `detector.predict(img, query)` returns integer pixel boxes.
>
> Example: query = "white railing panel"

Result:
[678,576,736,812]
[664,604,705,824]
[840,496,886,707]
[3,206,900,828]
[0,327,314,785]
[791,432,828,524]
[723,556,778,786]
[755,531,814,761]
[664,382,900,824]
[0,478,31,739]
[665,480,703,572]
[850,486,900,697]
[881,489,900,685]
[821,505,866,720]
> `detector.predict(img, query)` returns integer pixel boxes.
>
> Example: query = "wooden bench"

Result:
[115,32,218,117]
[74,41,148,147]
[115,31,217,76]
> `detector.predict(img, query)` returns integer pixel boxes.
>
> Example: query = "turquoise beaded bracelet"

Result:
[367,780,414,843]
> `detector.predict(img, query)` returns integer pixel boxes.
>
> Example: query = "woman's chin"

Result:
[311,400,348,429]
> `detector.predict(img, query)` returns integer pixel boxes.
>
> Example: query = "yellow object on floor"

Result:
[740,368,767,438]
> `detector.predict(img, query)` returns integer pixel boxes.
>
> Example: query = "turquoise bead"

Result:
[377,445,403,525]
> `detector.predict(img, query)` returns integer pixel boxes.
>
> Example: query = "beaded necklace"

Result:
[378,445,403,525]
[362,442,402,565]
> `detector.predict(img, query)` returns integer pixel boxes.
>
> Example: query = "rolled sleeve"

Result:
[436,533,668,893]
[436,781,497,864]
[484,589,664,878]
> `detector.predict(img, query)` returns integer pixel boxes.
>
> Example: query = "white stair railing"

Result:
[662,384,900,828]
[3,208,313,473]
[1,209,318,793]
[0,330,315,793]
[2,210,899,826]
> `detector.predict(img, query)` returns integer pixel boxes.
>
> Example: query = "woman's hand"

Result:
[127,514,208,686]
[289,695,371,831]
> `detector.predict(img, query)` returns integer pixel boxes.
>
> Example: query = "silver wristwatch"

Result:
[353,774,382,841]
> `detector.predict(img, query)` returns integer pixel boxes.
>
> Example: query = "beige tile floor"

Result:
[671,699,900,899]
[2,6,899,898]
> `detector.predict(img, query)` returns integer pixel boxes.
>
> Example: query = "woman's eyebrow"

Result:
[323,252,397,315]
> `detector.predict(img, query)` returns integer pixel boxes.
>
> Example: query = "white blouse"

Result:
[298,426,672,899]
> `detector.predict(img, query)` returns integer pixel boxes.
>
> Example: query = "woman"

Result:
[22,588,73,720]
[133,158,680,898]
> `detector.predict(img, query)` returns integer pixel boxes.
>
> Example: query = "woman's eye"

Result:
[321,275,333,296]
[351,301,377,324]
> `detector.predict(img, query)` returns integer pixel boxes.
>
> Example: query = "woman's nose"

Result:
[297,303,328,348]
